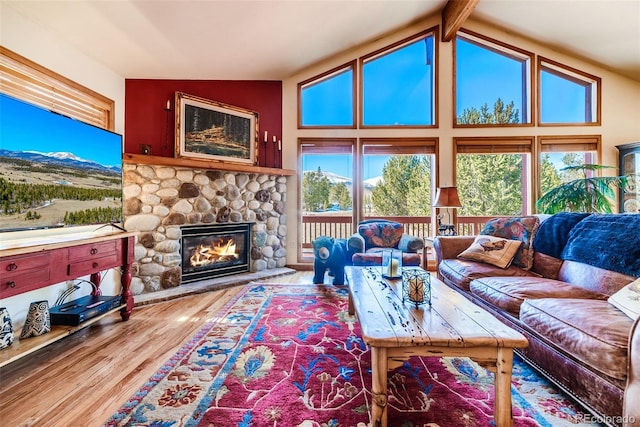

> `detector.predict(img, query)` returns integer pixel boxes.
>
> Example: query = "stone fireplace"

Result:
[180,222,251,283]
[122,162,288,295]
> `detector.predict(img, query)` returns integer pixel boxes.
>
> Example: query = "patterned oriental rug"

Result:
[104,283,603,427]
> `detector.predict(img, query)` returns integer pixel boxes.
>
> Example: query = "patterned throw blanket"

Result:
[562,214,640,277]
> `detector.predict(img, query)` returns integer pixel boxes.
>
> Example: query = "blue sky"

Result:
[0,93,122,167]
[302,35,586,179]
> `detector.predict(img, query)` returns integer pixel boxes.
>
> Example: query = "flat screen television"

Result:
[0,93,123,233]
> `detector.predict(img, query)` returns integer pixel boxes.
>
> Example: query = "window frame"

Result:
[454,136,535,215]
[537,56,601,126]
[0,46,114,130]
[535,135,601,204]
[359,27,439,129]
[453,29,534,128]
[297,60,357,129]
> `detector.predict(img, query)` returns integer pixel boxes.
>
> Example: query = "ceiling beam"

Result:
[441,0,480,42]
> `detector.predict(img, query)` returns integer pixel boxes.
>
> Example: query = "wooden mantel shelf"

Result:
[123,153,295,176]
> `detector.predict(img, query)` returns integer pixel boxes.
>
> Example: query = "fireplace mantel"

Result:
[123,153,295,176]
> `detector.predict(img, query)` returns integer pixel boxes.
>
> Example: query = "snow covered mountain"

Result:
[0,149,121,175]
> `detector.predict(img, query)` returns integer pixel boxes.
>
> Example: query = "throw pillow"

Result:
[480,216,540,270]
[608,278,640,321]
[458,235,522,269]
[358,222,403,249]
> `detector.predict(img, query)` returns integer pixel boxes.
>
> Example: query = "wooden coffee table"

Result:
[345,266,528,427]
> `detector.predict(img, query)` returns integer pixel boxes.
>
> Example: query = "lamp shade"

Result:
[433,187,462,208]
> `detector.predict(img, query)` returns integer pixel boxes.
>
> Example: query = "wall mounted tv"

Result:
[0,93,123,233]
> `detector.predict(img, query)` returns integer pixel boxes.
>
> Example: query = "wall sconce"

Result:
[433,186,462,235]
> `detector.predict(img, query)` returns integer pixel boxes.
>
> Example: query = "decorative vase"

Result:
[20,301,51,339]
[0,307,14,349]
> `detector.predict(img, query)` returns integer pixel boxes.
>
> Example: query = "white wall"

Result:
[282,14,640,266]
[1,4,126,328]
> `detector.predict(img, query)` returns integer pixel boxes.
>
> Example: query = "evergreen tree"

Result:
[371,156,431,215]
[302,167,331,212]
[330,182,352,209]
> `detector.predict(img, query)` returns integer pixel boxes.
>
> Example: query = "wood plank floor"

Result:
[0,272,316,427]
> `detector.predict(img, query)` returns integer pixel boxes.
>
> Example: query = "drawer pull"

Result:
[7,281,16,288]
[7,262,18,271]
[92,262,99,268]
[90,248,99,255]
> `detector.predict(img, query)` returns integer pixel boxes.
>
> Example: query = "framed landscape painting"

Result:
[175,92,258,165]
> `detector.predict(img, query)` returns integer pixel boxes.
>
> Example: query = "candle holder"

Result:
[402,268,431,307]
[382,249,402,279]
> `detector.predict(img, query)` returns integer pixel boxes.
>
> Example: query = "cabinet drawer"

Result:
[67,253,119,277]
[0,252,51,279]
[1,268,51,298]
[68,241,117,260]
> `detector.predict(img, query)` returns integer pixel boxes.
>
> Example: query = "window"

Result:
[0,46,114,130]
[361,29,437,127]
[538,57,600,125]
[298,62,355,128]
[361,139,436,217]
[454,30,533,126]
[299,139,354,260]
[537,135,600,200]
[455,137,534,216]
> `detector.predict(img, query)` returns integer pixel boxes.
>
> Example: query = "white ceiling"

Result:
[4,0,640,82]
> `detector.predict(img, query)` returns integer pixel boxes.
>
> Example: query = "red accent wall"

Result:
[124,80,282,167]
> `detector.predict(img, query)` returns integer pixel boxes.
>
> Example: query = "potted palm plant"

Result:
[536,164,630,214]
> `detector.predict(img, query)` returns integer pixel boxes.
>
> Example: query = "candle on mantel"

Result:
[409,277,425,303]
[273,135,276,143]
[166,100,170,110]
[278,140,282,151]
[264,131,268,142]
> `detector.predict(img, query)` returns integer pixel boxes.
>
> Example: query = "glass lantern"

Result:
[382,249,402,279]
[402,268,431,307]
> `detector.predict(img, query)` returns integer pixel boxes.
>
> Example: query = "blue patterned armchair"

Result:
[347,219,423,266]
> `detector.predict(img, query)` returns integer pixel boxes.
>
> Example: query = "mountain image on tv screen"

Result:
[0,93,123,232]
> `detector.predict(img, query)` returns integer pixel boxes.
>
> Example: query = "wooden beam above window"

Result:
[441,0,480,42]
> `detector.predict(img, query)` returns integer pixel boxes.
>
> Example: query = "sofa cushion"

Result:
[470,277,608,317]
[358,221,403,249]
[480,216,540,270]
[458,235,522,268]
[608,278,640,320]
[520,298,633,381]
[439,258,539,292]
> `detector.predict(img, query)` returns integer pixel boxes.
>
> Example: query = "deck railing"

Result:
[300,215,493,259]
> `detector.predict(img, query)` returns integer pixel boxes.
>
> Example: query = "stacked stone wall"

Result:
[123,164,287,295]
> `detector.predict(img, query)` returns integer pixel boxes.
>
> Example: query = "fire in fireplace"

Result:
[181,223,251,283]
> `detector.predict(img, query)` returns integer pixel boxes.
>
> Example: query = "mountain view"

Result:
[0,149,123,231]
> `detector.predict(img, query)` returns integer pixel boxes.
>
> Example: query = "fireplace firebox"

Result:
[180,223,251,283]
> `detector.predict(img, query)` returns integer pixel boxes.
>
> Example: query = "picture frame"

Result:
[175,92,258,165]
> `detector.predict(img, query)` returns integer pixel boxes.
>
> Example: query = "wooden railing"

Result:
[300,215,494,258]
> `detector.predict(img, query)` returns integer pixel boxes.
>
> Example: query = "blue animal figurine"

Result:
[312,236,347,286]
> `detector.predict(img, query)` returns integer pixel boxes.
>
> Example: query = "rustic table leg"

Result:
[348,289,354,316]
[494,347,514,427]
[371,346,388,427]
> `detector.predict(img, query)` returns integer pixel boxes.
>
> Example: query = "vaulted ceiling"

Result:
[4,0,640,82]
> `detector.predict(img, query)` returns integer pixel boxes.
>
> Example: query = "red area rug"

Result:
[104,283,601,426]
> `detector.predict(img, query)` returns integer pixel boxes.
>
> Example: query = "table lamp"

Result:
[433,186,462,235]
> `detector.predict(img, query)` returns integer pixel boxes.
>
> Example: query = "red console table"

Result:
[0,231,136,367]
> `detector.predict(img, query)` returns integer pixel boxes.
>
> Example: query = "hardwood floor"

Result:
[0,272,315,427]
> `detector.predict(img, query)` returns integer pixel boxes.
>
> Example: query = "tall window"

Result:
[455,137,534,216]
[299,139,354,260]
[298,62,355,128]
[538,57,600,125]
[538,135,599,200]
[454,30,533,126]
[361,30,436,127]
[361,139,436,217]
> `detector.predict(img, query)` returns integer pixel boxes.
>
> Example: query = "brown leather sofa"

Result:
[434,213,640,427]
